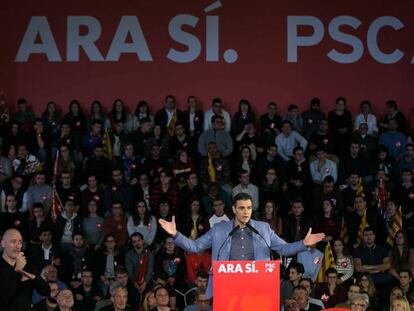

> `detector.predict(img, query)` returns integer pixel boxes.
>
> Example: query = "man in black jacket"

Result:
[0,228,50,311]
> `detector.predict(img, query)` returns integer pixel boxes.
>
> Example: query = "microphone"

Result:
[246,222,274,260]
[217,225,239,261]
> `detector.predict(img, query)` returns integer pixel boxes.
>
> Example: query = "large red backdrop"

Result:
[1,0,414,119]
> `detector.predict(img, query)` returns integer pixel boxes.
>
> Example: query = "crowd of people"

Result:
[0,95,414,311]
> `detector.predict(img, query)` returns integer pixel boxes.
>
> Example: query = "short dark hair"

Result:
[289,262,305,275]
[130,232,144,240]
[398,268,412,277]
[115,265,128,276]
[233,193,252,204]
[325,267,338,276]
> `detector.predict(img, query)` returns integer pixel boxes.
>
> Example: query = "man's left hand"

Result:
[303,228,325,246]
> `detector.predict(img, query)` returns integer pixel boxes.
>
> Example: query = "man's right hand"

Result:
[15,252,27,272]
[158,216,177,237]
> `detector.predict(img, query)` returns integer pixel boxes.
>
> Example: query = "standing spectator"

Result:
[380,100,406,134]
[354,100,379,136]
[11,98,35,133]
[302,97,325,139]
[80,174,104,215]
[151,169,178,212]
[154,95,184,137]
[105,99,136,134]
[328,97,353,156]
[283,104,303,133]
[198,115,233,158]
[183,96,204,138]
[62,100,87,138]
[133,100,154,129]
[232,99,256,136]
[203,97,231,132]
[260,102,282,146]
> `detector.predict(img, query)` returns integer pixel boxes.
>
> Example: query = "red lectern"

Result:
[213,260,280,311]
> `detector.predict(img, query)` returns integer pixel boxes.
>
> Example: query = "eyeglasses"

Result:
[352,303,365,308]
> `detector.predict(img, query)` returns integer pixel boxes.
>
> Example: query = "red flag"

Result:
[378,178,388,212]
[53,150,59,184]
[51,187,63,222]
[136,251,149,285]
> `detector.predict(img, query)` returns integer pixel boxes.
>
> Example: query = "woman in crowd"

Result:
[358,273,378,310]
[316,199,341,244]
[259,167,283,206]
[127,200,157,246]
[41,101,61,142]
[332,238,354,288]
[62,99,87,136]
[134,100,154,128]
[105,98,136,133]
[260,199,282,236]
[177,198,207,240]
[94,234,124,295]
[87,100,107,131]
[389,230,414,280]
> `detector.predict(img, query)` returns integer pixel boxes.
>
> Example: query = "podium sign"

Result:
[213,260,280,311]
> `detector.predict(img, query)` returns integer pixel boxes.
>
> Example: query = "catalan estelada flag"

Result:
[386,206,403,246]
[316,241,335,283]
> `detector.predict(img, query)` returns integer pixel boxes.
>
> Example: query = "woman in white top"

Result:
[354,100,378,136]
[332,238,354,287]
[127,200,157,246]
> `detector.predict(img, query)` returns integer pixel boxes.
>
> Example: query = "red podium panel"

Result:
[213,260,280,311]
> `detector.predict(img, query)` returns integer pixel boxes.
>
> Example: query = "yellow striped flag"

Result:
[356,209,367,245]
[387,206,403,246]
[316,241,335,283]
[207,154,216,182]
[340,217,349,245]
[356,178,365,197]
[167,110,177,137]
[103,129,113,161]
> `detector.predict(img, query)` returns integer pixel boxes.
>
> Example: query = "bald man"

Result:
[0,228,49,311]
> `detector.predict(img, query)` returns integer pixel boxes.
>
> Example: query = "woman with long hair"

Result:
[233,145,258,184]
[259,167,282,206]
[391,296,411,311]
[332,238,354,287]
[94,234,124,295]
[316,200,341,243]
[260,200,282,236]
[41,101,61,142]
[144,124,169,158]
[389,230,414,279]
[134,100,154,128]
[177,198,207,240]
[358,273,378,310]
[87,100,107,131]
[62,99,87,136]
[105,98,135,133]
[171,150,196,188]
[127,200,157,246]
[140,290,157,311]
